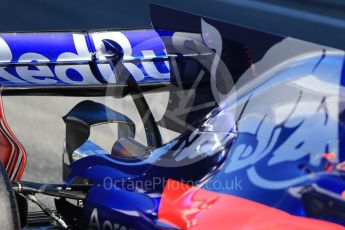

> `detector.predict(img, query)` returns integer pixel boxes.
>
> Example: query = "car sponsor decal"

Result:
[0,30,170,86]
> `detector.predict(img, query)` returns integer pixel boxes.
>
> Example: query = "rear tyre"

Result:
[0,162,20,230]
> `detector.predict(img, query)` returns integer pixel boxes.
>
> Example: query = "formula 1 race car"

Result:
[0,3,345,230]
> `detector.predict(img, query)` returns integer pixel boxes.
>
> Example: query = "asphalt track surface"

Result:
[3,93,176,210]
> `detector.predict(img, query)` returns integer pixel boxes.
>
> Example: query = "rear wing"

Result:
[0,29,173,96]
[0,3,343,96]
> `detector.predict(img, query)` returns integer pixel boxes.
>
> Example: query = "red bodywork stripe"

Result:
[158,179,344,229]
[0,96,26,180]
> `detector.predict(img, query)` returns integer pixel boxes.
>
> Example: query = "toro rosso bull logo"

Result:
[0,30,170,86]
